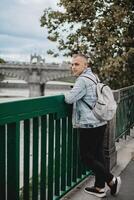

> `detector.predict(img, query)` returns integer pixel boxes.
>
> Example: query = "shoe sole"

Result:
[84,189,106,198]
[115,177,121,195]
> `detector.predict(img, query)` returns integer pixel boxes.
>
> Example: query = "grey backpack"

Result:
[82,76,117,121]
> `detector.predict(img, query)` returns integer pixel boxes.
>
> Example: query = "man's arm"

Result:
[65,78,86,104]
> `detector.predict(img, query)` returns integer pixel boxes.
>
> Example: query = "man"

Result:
[64,54,121,198]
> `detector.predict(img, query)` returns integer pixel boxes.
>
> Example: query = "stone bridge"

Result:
[0,63,71,96]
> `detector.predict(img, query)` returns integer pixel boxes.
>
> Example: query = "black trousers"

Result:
[79,125,113,188]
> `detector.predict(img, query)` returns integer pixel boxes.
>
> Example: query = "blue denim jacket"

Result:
[65,68,107,128]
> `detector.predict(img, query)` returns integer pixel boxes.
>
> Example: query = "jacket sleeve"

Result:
[64,77,86,104]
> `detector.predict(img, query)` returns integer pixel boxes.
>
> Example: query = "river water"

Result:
[0,80,72,102]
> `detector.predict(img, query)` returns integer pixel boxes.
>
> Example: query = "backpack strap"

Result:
[80,75,98,110]
[82,99,93,110]
[83,75,107,94]
[81,75,98,85]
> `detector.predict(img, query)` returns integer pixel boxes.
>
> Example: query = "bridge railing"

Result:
[104,85,134,170]
[0,85,134,200]
[114,85,134,140]
[0,95,91,200]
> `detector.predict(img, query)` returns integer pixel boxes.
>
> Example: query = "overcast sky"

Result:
[0,0,67,63]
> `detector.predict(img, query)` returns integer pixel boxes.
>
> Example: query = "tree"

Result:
[0,58,6,64]
[40,0,134,89]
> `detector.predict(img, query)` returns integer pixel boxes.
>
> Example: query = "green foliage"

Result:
[0,58,6,63]
[40,0,134,89]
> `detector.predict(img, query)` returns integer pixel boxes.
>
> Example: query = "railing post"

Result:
[104,90,120,171]
[104,116,117,171]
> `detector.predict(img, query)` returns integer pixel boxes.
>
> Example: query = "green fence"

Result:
[0,95,90,200]
[115,85,134,140]
[0,85,134,200]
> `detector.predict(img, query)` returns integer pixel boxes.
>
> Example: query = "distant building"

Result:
[30,53,45,65]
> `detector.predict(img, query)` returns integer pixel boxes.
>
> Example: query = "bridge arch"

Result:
[0,71,27,81]
[0,63,71,96]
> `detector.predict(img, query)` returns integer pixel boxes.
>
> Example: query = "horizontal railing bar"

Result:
[0,110,71,125]
[0,96,72,125]
[115,128,132,141]
[54,172,92,200]
[0,95,71,122]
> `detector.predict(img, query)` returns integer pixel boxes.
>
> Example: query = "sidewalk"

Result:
[107,159,134,200]
[62,128,134,200]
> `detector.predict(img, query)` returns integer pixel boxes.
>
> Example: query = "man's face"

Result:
[71,56,87,76]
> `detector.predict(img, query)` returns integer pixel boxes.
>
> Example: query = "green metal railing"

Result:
[115,85,134,140]
[0,95,90,200]
[0,85,134,200]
